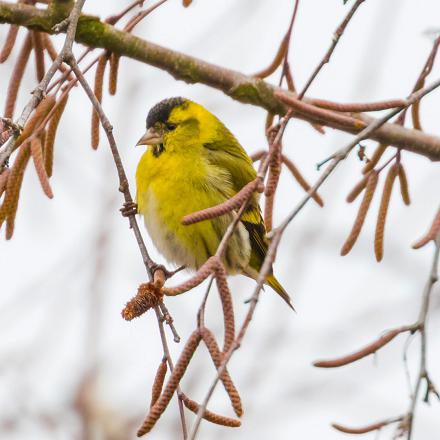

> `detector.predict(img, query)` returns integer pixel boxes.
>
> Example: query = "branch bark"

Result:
[1,1,440,161]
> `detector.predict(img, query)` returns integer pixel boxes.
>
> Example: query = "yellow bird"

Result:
[135,97,293,309]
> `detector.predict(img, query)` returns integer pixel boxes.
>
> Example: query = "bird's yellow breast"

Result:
[136,146,250,270]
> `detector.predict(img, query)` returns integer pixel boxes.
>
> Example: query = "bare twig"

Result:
[299,0,366,98]
[61,31,191,434]
[187,75,440,436]
[405,239,440,439]
[1,2,440,160]
[124,0,169,33]
[0,0,86,168]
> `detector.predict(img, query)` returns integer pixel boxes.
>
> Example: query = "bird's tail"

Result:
[266,274,295,310]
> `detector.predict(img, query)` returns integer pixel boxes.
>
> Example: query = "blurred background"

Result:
[1,0,439,438]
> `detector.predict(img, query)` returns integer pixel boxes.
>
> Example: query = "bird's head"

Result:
[136,97,228,156]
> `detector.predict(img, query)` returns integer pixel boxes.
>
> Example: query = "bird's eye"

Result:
[166,123,176,131]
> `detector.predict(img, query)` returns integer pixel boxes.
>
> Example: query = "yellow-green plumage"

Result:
[135,97,293,309]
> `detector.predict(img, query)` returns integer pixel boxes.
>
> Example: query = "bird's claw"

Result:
[120,201,138,217]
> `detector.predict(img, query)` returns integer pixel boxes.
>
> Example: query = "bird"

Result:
[135,97,293,309]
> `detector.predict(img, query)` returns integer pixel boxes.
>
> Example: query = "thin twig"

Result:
[405,238,440,439]
[0,0,86,169]
[299,0,366,99]
[2,2,440,160]
[189,73,440,440]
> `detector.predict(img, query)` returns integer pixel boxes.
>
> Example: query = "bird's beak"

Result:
[136,127,163,146]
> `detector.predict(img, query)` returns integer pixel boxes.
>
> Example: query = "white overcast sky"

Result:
[1,0,439,439]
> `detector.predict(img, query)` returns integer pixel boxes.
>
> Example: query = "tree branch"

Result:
[1,1,440,161]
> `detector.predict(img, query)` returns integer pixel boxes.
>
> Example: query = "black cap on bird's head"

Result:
[146,97,186,129]
[137,97,187,147]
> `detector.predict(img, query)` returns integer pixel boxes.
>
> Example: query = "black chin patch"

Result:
[146,97,186,129]
[152,143,165,157]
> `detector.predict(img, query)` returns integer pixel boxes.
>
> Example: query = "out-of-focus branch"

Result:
[316,235,440,438]
[1,1,440,161]
[405,237,440,439]
[7,0,187,434]
[271,74,440,239]
[66,55,188,439]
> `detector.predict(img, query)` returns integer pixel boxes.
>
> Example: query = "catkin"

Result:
[164,257,217,296]
[201,327,243,417]
[0,144,31,238]
[284,61,297,93]
[181,180,259,225]
[0,168,11,197]
[253,34,289,79]
[214,261,235,354]
[42,34,72,78]
[0,127,12,146]
[4,33,33,118]
[42,33,58,61]
[411,78,425,131]
[15,95,56,148]
[282,155,324,207]
[150,359,167,408]
[264,193,274,232]
[0,25,19,63]
[31,31,45,82]
[374,164,398,262]
[108,53,120,96]
[340,171,378,256]
[412,207,440,249]
[397,164,410,205]
[122,282,162,320]
[39,129,46,151]
[346,173,369,203]
[332,420,398,435]
[411,100,422,131]
[182,395,241,427]
[44,94,69,177]
[362,144,387,175]
[250,150,267,162]
[137,331,201,436]
[30,137,53,199]
[265,112,274,134]
[314,327,405,368]
[265,158,281,197]
[91,54,108,149]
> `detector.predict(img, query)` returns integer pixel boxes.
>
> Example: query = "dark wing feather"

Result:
[204,133,269,272]
[241,207,270,274]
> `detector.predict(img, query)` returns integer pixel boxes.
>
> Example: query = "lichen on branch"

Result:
[1,0,440,161]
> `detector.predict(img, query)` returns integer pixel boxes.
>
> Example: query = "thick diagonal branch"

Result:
[1,1,440,161]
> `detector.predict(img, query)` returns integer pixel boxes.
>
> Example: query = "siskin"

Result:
[135,97,292,309]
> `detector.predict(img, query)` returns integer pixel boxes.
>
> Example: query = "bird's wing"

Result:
[203,136,256,193]
[240,206,270,273]
[204,136,292,308]
[204,138,269,273]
